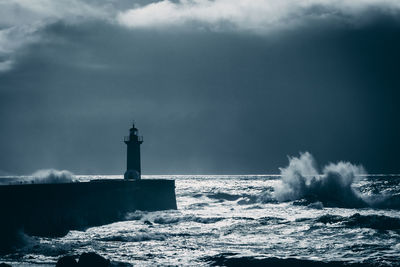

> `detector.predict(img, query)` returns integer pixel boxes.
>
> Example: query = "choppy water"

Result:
[1,174,400,266]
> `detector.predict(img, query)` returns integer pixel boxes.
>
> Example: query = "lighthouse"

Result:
[124,122,143,179]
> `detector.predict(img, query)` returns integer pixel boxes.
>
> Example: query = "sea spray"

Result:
[275,152,367,208]
[0,169,76,185]
[29,169,76,184]
[275,152,319,201]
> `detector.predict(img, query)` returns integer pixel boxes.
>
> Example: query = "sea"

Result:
[2,169,400,266]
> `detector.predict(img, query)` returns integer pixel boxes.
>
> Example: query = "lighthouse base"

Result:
[124,170,140,180]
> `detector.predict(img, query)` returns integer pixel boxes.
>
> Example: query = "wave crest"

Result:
[275,152,366,208]
[30,169,76,184]
[316,213,400,230]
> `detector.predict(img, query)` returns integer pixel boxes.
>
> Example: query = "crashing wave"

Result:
[274,152,367,208]
[29,169,76,184]
[1,169,76,185]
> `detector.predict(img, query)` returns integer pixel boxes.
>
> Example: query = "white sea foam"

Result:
[274,152,367,207]
[29,169,76,184]
[0,169,76,185]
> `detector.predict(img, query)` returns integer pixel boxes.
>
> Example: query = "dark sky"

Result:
[0,1,399,175]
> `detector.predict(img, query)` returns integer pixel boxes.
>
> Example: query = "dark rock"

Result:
[78,252,110,267]
[56,255,78,267]
[0,263,12,267]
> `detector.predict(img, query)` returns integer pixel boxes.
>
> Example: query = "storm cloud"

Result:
[0,0,399,174]
[2,0,400,70]
[117,0,400,30]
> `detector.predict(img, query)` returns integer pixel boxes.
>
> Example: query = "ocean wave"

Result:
[152,214,224,225]
[187,202,210,209]
[368,194,400,210]
[273,153,400,210]
[316,213,400,230]
[206,192,243,201]
[315,214,343,224]
[193,217,224,224]
[124,211,145,221]
[258,216,288,225]
[98,233,166,242]
[307,201,324,209]
[207,191,276,205]
[153,215,182,224]
[0,169,76,185]
[256,190,277,204]
[236,196,258,205]
[244,204,265,209]
[126,210,225,226]
[275,152,367,208]
[29,169,76,184]
[204,253,376,266]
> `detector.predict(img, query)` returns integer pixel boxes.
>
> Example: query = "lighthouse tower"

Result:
[124,122,143,180]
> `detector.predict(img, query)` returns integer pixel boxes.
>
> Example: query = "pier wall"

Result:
[0,179,177,238]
